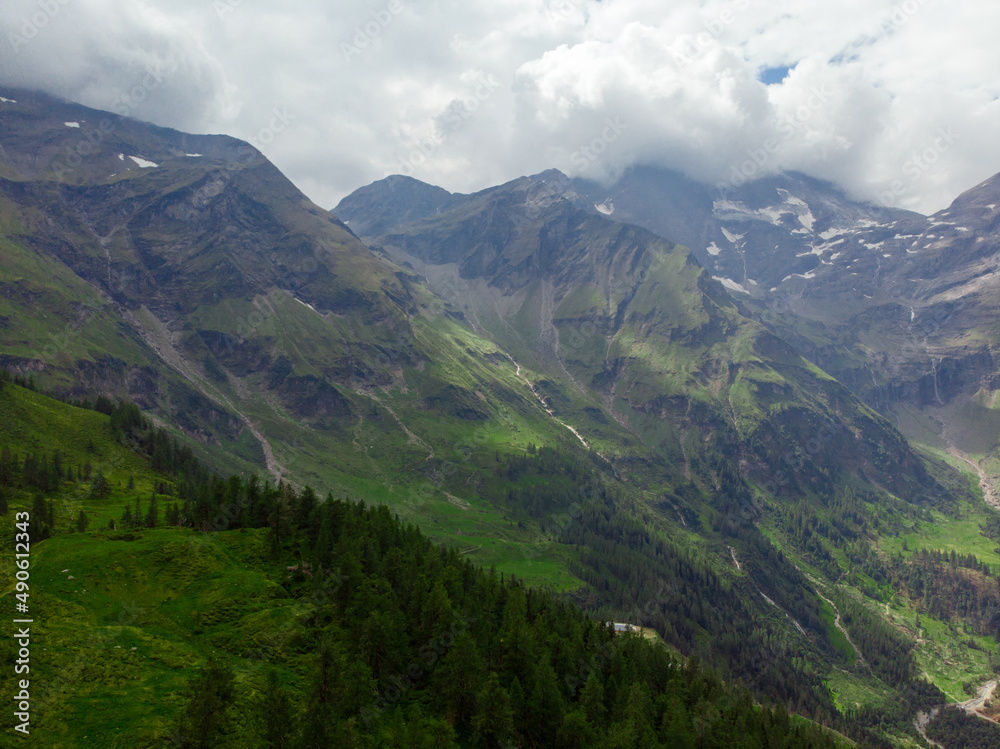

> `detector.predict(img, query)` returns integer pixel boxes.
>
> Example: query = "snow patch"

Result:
[0,97,16,103]
[777,189,808,208]
[128,155,158,168]
[721,227,744,244]
[295,297,318,313]
[758,206,787,225]
[594,201,614,215]
[713,199,786,226]
[713,276,749,294]
[706,242,722,256]
[185,153,203,158]
[819,228,844,240]
[64,122,80,128]
[798,238,844,258]
[781,272,817,283]
[118,153,125,160]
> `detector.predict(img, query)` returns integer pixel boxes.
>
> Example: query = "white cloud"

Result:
[0,0,998,214]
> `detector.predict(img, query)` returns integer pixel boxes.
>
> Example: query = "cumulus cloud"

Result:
[1,0,999,214]
[0,0,236,130]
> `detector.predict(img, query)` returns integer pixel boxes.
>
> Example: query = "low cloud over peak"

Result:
[2,0,998,214]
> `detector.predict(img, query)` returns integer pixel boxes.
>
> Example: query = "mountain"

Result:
[5,88,1000,746]
[0,376,858,748]
[335,170,942,505]
[337,167,1000,743]
[0,89,565,506]
[357,162,1000,512]
[547,164,1000,511]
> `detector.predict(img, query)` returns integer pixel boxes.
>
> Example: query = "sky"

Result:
[1,0,999,214]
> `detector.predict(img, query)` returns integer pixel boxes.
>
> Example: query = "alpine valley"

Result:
[2,89,1000,748]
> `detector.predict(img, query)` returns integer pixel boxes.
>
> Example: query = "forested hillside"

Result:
[0,376,853,747]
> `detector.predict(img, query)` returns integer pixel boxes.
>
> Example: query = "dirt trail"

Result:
[914,709,945,749]
[813,588,867,669]
[364,392,434,460]
[127,307,287,484]
[947,446,1000,510]
[730,548,806,636]
[957,679,998,717]
[502,352,592,451]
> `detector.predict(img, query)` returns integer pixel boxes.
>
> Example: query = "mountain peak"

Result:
[332,172,456,236]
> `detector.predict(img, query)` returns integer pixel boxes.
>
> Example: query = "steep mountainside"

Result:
[5,89,1000,746]
[566,165,1000,512]
[336,172,942,506]
[354,163,1000,515]
[0,377,859,748]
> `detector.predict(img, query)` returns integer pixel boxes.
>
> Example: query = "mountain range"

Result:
[3,89,1000,746]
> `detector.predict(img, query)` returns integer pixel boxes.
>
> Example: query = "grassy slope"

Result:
[0,382,856,748]
[0,384,570,745]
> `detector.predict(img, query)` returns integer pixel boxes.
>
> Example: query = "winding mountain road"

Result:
[958,679,998,717]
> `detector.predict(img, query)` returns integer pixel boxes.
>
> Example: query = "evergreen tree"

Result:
[261,670,293,748]
[471,673,516,749]
[76,510,89,533]
[431,631,485,724]
[90,470,110,499]
[527,655,564,745]
[30,494,51,542]
[174,658,236,748]
[145,493,159,528]
[579,673,607,726]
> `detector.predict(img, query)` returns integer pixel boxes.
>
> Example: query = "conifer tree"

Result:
[261,670,293,748]
[175,658,236,748]
[471,673,515,749]
[145,493,159,528]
